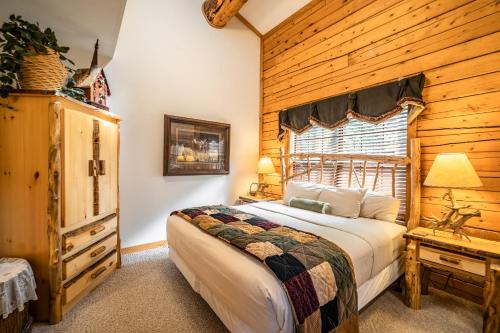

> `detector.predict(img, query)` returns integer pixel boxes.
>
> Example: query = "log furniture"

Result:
[279,138,421,229]
[0,92,121,324]
[403,227,500,333]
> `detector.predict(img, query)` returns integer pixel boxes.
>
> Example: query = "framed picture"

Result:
[163,115,230,176]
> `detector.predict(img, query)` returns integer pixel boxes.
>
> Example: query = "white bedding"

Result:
[167,201,407,333]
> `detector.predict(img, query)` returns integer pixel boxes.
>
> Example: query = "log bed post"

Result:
[280,146,286,194]
[407,139,421,231]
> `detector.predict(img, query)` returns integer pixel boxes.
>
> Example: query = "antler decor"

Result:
[422,189,481,242]
[202,0,248,28]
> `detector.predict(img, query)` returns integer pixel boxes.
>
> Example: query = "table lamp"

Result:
[422,153,482,241]
[250,157,276,197]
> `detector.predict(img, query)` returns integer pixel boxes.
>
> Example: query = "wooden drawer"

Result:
[62,215,117,254]
[420,245,486,277]
[63,233,117,280]
[63,251,117,304]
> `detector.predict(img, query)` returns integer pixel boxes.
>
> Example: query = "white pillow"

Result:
[360,191,401,223]
[283,182,325,204]
[318,188,367,218]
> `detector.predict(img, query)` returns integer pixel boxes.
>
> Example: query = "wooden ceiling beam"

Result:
[202,0,248,29]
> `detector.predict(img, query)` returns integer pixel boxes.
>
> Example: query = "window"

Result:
[290,109,408,218]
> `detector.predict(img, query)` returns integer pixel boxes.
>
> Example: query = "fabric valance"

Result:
[278,73,426,140]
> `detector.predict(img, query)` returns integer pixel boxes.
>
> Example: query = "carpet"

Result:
[33,247,482,333]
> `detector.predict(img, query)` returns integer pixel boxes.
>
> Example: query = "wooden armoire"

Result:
[0,92,121,324]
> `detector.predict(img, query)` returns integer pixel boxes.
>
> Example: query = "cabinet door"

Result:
[64,109,94,228]
[98,119,118,215]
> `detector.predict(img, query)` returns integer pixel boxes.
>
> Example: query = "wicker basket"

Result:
[18,48,67,90]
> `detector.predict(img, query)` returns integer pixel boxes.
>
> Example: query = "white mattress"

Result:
[167,201,407,333]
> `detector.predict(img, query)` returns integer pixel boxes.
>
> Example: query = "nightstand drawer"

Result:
[420,246,485,276]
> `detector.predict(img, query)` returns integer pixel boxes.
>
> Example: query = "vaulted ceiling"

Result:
[239,0,311,35]
[0,0,310,68]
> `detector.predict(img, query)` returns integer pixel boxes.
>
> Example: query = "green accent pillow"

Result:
[288,197,331,214]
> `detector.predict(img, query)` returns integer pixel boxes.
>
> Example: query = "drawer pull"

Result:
[91,266,107,279]
[439,255,461,265]
[98,160,106,175]
[91,246,106,258]
[65,243,74,252]
[90,225,106,236]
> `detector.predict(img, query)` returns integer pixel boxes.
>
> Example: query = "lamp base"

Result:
[248,182,271,197]
[421,188,481,242]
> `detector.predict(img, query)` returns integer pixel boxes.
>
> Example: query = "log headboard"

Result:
[279,138,421,229]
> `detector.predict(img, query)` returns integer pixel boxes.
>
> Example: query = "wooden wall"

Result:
[260,0,500,240]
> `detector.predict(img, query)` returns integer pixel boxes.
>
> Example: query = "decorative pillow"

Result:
[283,182,325,204]
[360,191,401,223]
[289,197,331,214]
[318,188,367,218]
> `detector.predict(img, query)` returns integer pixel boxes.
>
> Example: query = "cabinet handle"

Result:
[65,243,74,252]
[91,266,107,279]
[98,160,106,175]
[90,246,106,257]
[90,225,106,236]
[439,255,461,265]
[88,160,98,177]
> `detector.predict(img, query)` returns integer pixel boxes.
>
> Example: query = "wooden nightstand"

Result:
[236,194,277,205]
[403,227,500,333]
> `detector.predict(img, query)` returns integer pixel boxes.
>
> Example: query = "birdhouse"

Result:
[73,40,111,110]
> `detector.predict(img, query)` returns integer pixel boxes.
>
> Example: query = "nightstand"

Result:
[403,227,500,333]
[236,194,277,205]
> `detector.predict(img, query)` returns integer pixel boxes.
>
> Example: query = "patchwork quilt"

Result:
[171,205,358,333]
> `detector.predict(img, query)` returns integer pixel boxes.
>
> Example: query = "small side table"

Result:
[0,258,38,333]
[236,194,277,205]
[403,227,500,333]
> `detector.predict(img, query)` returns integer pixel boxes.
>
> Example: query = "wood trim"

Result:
[116,120,122,268]
[48,101,62,324]
[9,91,120,122]
[121,240,168,254]
[235,13,262,38]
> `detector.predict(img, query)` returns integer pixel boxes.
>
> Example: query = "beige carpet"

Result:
[33,247,482,333]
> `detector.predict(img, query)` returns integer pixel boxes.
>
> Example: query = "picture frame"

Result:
[163,115,230,176]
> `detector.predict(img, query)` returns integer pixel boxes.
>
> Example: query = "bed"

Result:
[166,140,421,333]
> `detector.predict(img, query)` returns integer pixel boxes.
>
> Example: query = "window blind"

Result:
[291,109,408,218]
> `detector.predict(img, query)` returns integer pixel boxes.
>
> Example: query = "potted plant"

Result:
[0,15,76,98]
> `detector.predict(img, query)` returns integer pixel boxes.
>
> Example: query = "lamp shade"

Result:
[257,157,276,174]
[423,153,482,188]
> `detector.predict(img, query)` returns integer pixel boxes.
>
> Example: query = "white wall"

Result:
[106,0,260,248]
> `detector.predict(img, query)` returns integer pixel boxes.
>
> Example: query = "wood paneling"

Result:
[261,0,500,240]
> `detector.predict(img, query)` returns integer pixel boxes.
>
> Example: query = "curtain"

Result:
[278,73,426,141]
